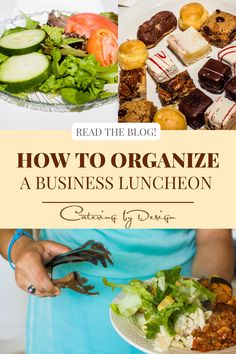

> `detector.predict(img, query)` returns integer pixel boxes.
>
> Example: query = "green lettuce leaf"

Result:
[40,54,118,105]
[146,301,198,339]
[0,53,8,64]
[42,25,86,50]
[104,278,156,317]
[12,92,29,99]
[42,25,64,46]
[100,12,118,24]
[111,295,142,318]
[155,266,181,295]
[105,266,216,342]
[21,12,39,29]
[51,47,61,75]
[62,37,85,46]
[0,84,7,92]
[59,45,87,58]
[60,88,79,105]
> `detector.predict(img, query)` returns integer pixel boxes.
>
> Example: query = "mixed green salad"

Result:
[104,266,215,340]
[0,11,118,105]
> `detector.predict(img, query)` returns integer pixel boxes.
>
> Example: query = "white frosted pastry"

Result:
[218,45,236,75]
[167,26,211,66]
[147,51,179,83]
[205,96,236,130]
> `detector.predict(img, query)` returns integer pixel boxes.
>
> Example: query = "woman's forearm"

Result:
[0,229,16,259]
[0,229,34,262]
[192,229,235,281]
[0,229,69,297]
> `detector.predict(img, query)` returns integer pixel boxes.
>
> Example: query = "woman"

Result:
[0,229,234,354]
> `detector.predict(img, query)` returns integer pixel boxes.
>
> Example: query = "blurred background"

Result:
[0,257,26,354]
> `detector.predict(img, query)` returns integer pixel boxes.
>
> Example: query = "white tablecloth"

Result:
[0,0,118,130]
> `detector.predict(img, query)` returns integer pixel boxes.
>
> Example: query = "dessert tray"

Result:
[119,0,236,129]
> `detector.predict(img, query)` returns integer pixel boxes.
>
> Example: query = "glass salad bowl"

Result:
[0,11,118,112]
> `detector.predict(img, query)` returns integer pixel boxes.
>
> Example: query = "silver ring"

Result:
[27,285,36,295]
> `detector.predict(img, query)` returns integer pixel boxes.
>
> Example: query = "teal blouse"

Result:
[26,229,196,354]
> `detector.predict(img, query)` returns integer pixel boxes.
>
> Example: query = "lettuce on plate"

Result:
[40,52,117,105]
[104,266,215,340]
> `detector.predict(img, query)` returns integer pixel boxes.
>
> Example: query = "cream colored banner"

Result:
[0,131,235,228]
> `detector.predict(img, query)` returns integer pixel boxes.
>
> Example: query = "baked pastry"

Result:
[179,88,213,129]
[201,10,236,48]
[225,77,236,101]
[147,51,179,83]
[205,96,236,129]
[157,70,196,106]
[218,45,236,75]
[119,67,146,103]
[153,106,187,130]
[167,26,211,66]
[137,11,177,49]
[198,58,232,94]
[118,40,148,70]
[179,3,209,31]
[118,100,157,123]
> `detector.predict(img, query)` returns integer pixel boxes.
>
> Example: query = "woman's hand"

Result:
[12,236,71,297]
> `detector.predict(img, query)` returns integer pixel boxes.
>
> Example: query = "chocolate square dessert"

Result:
[157,70,196,106]
[179,88,213,129]
[201,10,236,48]
[198,58,232,94]
[225,77,236,101]
[119,67,146,104]
[118,100,157,123]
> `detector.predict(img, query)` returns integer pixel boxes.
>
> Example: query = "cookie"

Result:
[201,10,236,48]
[118,100,157,123]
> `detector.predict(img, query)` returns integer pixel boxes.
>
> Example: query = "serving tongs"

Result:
[45,240,113,295]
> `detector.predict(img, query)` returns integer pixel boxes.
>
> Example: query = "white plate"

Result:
[110,291,236,354]
[119,0,236,128]
[119,0,138,7]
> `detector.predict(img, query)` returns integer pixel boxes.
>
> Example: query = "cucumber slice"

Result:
[0,52,50,93]
[0,29,46,56]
